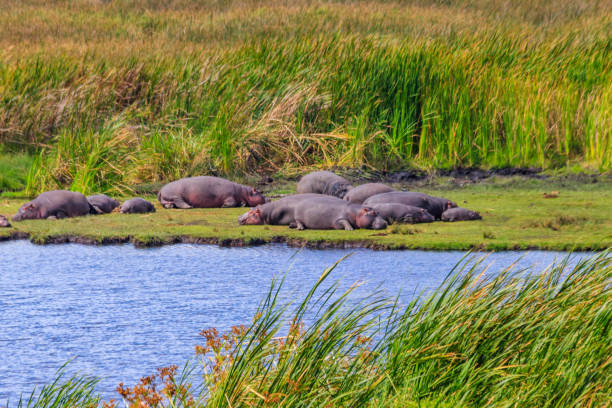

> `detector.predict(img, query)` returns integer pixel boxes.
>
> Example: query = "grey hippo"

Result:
[238,193,324,226]
[441,207,482,222]
[296,171,353,199]
[158,176,268,209]
[120,198,156,214]
[371,203,435,224]
[12,190,92,221]
[343,183,395,204]
[363,191,457,219]
[87,194,120,214]
[292,195,387,230]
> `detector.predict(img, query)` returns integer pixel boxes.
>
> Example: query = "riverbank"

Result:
[1,178,610,250]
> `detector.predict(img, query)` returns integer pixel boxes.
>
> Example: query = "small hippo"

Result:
[441,207,482,222]
[292,196,387,230]
[87,194,120,214]
[0,215,10,228]
[12,190,92,221]
[363,191,456,219]
[120,198,156,214]
[371,203,435,224]
[238,193,324,225]
[343,183,395,204]
[296,171,353,199]
[158,176,267,209]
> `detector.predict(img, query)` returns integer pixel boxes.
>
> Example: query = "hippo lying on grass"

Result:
[238,193,323,225]
[12,190,91,221]
[344,183,394,204]
[297,171,353,199]
[0,215,10,227]
[120,198,156,214]
[158,176,268,209]
[364,191,456,219]
[441,207,482,222]
[292,196,387,231]
[371,203,435,224]
[87,194,120,214]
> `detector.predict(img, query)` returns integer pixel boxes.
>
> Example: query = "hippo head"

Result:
[238,207,264,225]
[245,188,268,206]
[418,208,435,223]
[12,202,39,221]
[331,183,352,199]
[355,207,387,230]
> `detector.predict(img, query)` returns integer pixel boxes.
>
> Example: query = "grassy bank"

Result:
[1,180,610,250]
[9,252,612,407]
[0,0,610,194]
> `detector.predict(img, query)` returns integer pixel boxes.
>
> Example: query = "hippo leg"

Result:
[334,219,354,231]
[47,215,58,220]
[222,197,239,208]
[90,205,104,215]
[171,197,193,209]
[295,220,306,230]
[289,222,297,229]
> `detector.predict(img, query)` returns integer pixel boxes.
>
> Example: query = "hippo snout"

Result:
[371,216,388,230]
[11,213,23,222]
[238,212,249,225]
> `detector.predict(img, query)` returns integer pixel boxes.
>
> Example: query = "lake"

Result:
[0,241,590,401]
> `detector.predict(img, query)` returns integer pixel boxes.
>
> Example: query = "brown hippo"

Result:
[12,190,92,221]
[343,183,395,204]
[158,176,268,209]
[441,207,482,222]
[238,194,324,226]
[0,215,10,228]
[363,191,456,219]
[296,171,353,199]
[371,203,435,224]
[292,196,387,230]
[120,198,156,214]
[87,194,120,214]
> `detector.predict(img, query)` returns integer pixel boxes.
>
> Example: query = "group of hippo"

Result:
[238,171,480,230]
[2,171,481,231]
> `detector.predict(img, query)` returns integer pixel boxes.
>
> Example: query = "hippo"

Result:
[87,194,120,214]
[371,203,435,224]
[238,193,324,226]
[296,171,353,199]
[158,176,268,209]
[343,183,395,204]
[363,191,456,219]
[441,207,482,222]
[0,215,10,228]
[12,190,92,221]
[120,198,156,214]
[292,196,387,230]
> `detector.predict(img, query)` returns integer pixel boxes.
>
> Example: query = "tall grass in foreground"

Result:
[10,252,611,407]
[0,0,610,193]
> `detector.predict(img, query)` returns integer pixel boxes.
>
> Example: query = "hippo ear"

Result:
[255,207,262,215]
[25,203,36,210]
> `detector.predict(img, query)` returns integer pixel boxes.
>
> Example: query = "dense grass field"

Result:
[8,252,612,407]
[1,0,611,194]
[2,180,611,250]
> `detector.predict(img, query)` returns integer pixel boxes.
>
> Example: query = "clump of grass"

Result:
[390,224,422,235]
[525,214,589,230]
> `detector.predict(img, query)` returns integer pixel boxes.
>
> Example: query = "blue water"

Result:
[0,241,590,401]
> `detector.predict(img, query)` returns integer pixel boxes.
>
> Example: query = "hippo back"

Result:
[297,171,352,198]
[344,183,394,204]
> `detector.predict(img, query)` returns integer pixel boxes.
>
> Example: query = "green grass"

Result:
[8,252,611,407]
[1,180,611,250]
[0,0,610,194]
